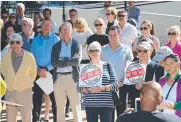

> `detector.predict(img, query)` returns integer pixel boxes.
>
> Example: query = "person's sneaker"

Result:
[65,114,69,117]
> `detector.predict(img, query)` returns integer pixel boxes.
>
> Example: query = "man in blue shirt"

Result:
[102,25,134,121]
[127,1,141,24]
[19,17,35,52]
[31,19,59,122]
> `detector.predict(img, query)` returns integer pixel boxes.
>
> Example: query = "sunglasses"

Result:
[118,15,125,18]
[168,32,177,36]
[140,27,147,30]
[89,49,99,53]
[2,16,8,19]
[95,24,103,27]
[106,13,111,16]
[10,16,16,19]
[10,41,21,45]
[137,49,148,53]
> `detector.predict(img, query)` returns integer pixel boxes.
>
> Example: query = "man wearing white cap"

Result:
[1,33,37,122]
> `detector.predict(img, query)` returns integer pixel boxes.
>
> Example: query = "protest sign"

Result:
[79,64,103,87]
[124,61,146,85]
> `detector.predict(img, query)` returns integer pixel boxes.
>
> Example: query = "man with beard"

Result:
[43,8,58,33]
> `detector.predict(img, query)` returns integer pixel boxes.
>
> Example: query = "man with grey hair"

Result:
[31,19,59,122]
[51,22,82,122]
[19,17,35,52]
[16,3,26,29]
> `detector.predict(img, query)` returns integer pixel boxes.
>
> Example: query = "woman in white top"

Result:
[72,18,93,63]
[133,20,160,53]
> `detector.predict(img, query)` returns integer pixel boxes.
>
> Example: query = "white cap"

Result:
[138,41,152,50]
[88,41,101,52]
[10,33,23,43]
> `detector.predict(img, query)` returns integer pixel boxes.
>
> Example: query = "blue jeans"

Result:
[85,107,114,122]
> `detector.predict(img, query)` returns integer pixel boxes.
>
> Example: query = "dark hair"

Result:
[34,12,44,21]
[142,20,155,36]
[108,25,121,34]
[43,8,51,15]
[1,9,9,15]
[165,53,180,63]
[117,10,127,16]
[8,13,16,21]
[150,22,155,35]
[69,9,77,14]
[3,24,16,40]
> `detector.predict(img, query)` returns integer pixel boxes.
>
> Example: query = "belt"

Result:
[57,72,72,75]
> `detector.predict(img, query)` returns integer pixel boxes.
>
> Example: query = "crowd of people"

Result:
[1,1,181,122]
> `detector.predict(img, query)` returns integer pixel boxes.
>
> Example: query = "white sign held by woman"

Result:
[79,64,103,87]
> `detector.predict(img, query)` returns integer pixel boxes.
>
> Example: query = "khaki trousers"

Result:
[5,88,32,122]
[54,74,82,122]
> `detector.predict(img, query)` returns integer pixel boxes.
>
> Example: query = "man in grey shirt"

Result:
[102,25,133,121]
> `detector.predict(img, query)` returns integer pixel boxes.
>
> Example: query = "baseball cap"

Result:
[88,41,101,52]
[137,41,151,50]
[153,46,173,62]
[10,33,23,43]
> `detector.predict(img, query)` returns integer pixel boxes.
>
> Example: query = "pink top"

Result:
[164,41,181,61]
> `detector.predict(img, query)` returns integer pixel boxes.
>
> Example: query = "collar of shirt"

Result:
[62,38,72,47]
[165,70,181,80]
[40,32,52,39]
[22,32,35,42]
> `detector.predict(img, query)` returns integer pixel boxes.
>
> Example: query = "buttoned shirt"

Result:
[21,32,35,52]
[30,32,59,70]
[57,39,73,72]
[102,44,134,82]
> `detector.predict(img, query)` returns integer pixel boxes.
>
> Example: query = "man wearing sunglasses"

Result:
[1,9,9,24]
[116,81,181,122]
[1,33,37,122]
[117,10,137,49]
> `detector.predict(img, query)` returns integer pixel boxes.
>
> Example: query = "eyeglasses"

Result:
[89,49,100,53]
[106,13,111,16]
[140,27,147,30]
[2,16,8,19]
[10,41,21,45]
[10,16,16,19]
[95,24,103,27]
[117,15,125,18]
[168,32,177,36]
[137,49,148,53]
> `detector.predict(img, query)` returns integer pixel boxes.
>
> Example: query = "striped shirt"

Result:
[77,62,118,107]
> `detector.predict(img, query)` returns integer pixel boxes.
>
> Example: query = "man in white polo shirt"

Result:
[117,10,138,49]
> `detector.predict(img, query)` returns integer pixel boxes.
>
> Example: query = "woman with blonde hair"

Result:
[105,7,118,34]
[72,18,93,64]
[87,18,109,46]
[133,20,160,54]
[164,25,181,61]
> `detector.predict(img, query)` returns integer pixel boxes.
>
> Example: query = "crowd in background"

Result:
[1,1,181,122]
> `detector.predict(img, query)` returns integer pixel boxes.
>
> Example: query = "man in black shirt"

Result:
[116,81,181,122]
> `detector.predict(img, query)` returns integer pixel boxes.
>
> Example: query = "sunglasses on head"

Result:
[95,24,103,27]
[140,27,147,30]
[10,41,21,45]
[168,32,177,36]
[118,15,125,18]
[137,49,148,53]
[89,49,99,53]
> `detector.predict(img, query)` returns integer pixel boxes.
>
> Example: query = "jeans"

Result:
[85,107,114,122]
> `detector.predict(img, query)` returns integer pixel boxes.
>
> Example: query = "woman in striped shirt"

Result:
[77,41,118,122]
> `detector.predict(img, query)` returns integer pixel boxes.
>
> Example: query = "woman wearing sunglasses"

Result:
[164,25,181,61]
[159,54,181,117]
[105,7,118,34]
[87,18,109,46]
[4,13,21,33]
[133,20,160,55]
[77,41,118,122]
[72,18,93,64]
[1,33,37,122]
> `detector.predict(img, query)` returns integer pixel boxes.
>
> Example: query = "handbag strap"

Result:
[165,74,181,100]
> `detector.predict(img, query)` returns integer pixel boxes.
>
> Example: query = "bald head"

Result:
[140,81,163,111]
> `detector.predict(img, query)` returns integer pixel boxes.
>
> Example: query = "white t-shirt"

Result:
[162,82,177,102]
[72,29,93,60]
[120,23,138,48]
